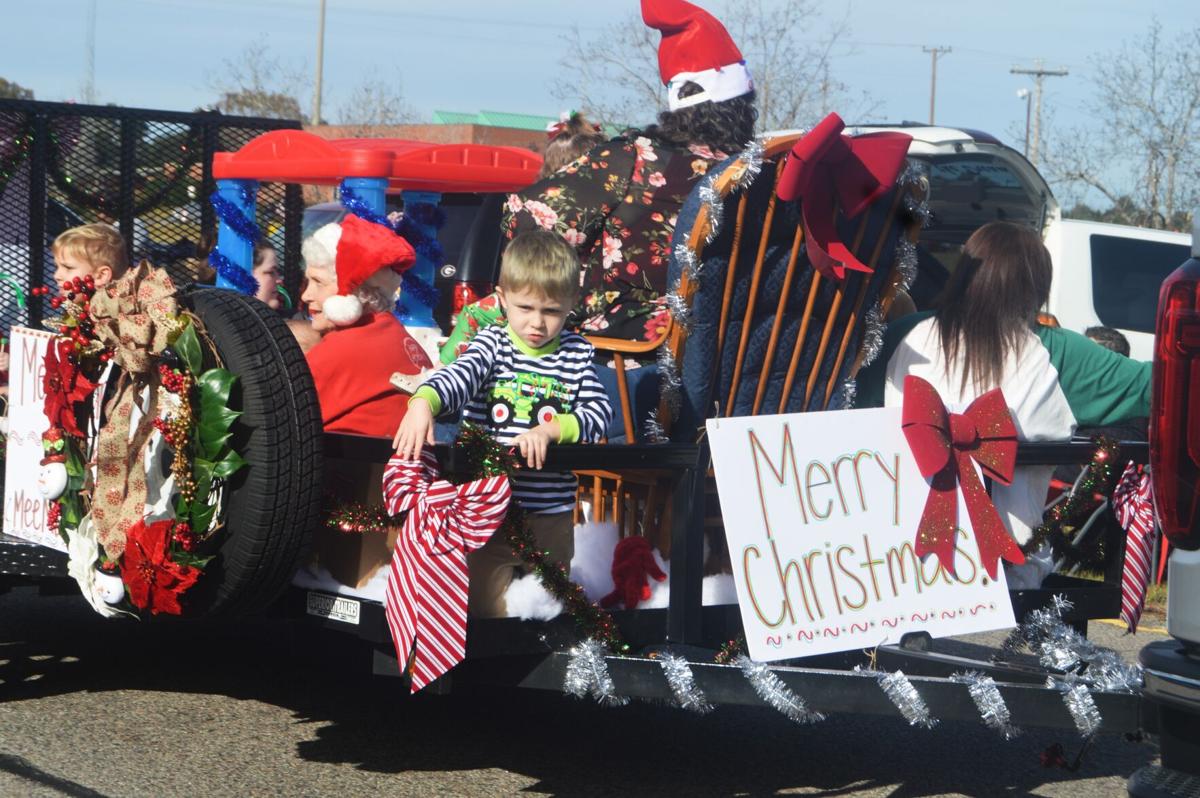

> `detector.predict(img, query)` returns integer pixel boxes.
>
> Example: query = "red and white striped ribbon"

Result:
[1112,461,1156,633]
[382,450,512,692]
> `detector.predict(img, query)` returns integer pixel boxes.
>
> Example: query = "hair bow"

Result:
[900,376,1023,579]
[382,449,512,692]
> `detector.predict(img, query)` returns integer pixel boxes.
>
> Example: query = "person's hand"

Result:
[393,397,435,460]
[0,351,9,372]
[512,423,557,470]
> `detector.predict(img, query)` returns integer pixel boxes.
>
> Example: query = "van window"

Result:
[1090,234,1190,333]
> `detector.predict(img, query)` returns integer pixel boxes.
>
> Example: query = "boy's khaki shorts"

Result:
[467,510,574,619]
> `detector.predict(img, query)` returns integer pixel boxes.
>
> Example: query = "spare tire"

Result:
[179,288,323,616]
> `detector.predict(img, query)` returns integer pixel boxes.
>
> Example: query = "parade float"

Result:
[2,116,1196,788]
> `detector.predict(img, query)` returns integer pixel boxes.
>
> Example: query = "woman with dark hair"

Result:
[503,0,757,344]
[857,221,1150,587]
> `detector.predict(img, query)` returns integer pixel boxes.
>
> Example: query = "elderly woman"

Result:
[300,214,432,437]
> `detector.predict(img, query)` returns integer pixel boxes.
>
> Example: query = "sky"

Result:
[5,0,1199,203]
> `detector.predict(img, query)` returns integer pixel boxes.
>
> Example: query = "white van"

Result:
[1042,217,1191,360]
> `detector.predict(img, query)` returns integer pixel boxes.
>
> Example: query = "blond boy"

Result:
[393,230,613,617]
[51,223,128,293]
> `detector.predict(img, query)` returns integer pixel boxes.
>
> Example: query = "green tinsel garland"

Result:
[457,423,629,655]
[1020,437,1121,567]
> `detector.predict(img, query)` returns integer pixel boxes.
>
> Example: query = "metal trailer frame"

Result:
[282,434,1151,733]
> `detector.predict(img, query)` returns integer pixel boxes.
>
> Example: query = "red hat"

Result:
[642,0,753,111]
[40,428,67,467]
[303,213,416,326]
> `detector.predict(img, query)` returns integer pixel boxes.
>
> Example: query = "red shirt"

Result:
[306,312,432,438]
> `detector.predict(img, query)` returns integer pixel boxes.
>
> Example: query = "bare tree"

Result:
[552,0,878,132]
[335,77,418,131]
[208,46,310,122]
[1042,21,1200,230]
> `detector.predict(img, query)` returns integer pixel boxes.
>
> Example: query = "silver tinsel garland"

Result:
[872,669,938,729]
[563,639,629,707]
[1048,676,1104,737]
[735,655,825,725]
[664,278,692,330]
[952,671,1020,739]
[658,653,713,714]
[997,595,1142,694]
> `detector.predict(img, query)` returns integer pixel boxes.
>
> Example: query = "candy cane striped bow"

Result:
[382,450,512,692]
[1112,461,1156,633]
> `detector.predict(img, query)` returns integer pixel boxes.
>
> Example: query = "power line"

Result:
[1011,60,1069,166]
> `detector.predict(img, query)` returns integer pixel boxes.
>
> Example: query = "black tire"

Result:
[180,288,323,616]
[532,401,559,427]
[490,397,514,426]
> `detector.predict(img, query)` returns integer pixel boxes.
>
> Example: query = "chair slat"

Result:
[715,192,750,366]
[724,165,785,416]
[752,223,805,414]
[778,270,823,413]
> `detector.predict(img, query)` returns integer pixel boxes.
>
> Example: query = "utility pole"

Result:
[1016,88,1031,157]
[83,0,96,103]
[922,46,951,125]
[312,0,326,125]
[1010,60,1068,166]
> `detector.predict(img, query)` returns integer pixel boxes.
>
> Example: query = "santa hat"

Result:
[642,0,753,111]
[301,213,416,326]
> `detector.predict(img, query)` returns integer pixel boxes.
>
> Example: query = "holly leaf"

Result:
[175,322,203,375]
[172,550,214,570]
[197,369,241,460]
[213,451,246,478]
[189,501,218,538]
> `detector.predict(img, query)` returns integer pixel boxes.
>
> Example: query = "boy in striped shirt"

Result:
[393,230,612,617]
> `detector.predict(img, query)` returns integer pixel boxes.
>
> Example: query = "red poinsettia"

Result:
[42,339,98,438]
[121,518,200,615]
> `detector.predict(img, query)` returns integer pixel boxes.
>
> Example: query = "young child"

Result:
[52,223,128,293]
[394,230,613,618]
[539,111,606,180]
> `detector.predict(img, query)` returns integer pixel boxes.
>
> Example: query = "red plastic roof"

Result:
[211,129,542,194]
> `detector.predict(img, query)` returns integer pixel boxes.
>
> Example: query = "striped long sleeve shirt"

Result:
[414,325,612,514]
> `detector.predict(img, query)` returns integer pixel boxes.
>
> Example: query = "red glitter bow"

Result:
[382,450,512,692]
[776,112,912,280]
[900,376,1024,580]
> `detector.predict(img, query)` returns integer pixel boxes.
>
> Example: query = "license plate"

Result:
[306,592,361,625]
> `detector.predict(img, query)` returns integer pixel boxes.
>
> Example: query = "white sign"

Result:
[306,592,361,625]
[707,408,1015,662]
[3,327,66,551]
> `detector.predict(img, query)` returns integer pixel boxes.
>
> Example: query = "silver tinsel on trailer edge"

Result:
[952,671,1020,739]
[563,639,629,707]
[658,653,713,714]
[875,669,938,729]
[1048,676,1104,737]
[735,656,825,725]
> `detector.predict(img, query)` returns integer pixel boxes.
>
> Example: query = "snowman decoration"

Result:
[37,429,69,501]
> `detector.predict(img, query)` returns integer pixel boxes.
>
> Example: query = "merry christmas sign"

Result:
[3,326,65,551]
[707,407,1015,662]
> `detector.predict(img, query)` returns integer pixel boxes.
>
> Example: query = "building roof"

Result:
[432,109,557,131]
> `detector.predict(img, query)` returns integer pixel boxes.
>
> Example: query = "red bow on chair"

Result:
[382,450,512,692]
[901,376,1024,580]
[776,112,912,280]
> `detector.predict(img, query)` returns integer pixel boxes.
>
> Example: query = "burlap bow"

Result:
[381,450,512,692]
[88,262,180,558]
[900,375,1024,580]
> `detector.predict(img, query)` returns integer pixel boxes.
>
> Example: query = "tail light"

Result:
[451,281,493,327]
[1150,255,1200,549]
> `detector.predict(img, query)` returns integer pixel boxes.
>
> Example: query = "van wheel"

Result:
[179,288,323,616]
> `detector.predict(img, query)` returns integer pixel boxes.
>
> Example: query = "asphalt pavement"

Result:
[0,586,1164,797]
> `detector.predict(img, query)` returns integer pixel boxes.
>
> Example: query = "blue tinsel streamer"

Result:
[210,191,262,244]
[337,185,391,228]
[209,249,260,295]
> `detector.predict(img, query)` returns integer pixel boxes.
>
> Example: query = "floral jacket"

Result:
[502,132,727,343]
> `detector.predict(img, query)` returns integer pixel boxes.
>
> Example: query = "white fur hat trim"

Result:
[322,294,363,326]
